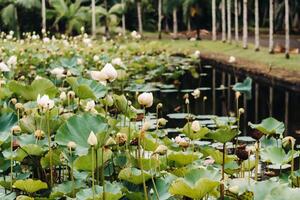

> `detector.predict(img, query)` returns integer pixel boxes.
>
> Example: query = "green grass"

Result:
[140,33,300,71]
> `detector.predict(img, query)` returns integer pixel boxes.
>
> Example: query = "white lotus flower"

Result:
[112,58,123,66]
[141,121,151,132]
[138,92,153,108]
[93,55,100,62]
[59,92,67,101]
[43,37,50,43]
[87,131,98,146]
[194,50,201,58]
[50,68,65,79]
[154,144,168,155]
[101,63,118,82]
[191,88,200,99]
[85,100,95,111]
[0,62,10,72]
[90,70,108,84]
[229,56,236,63]
[37,94,55,110]
[7,55,17,67]
[191,121,201,132]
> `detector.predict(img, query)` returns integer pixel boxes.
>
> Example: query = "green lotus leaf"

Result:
[13,179,47,194]
[40,148,62,168]
[15,195,33,200]
[13,144,44,162]
[200,146,237,165]
[76,182,124,200]
[167,151,201,167]
[249,117,285,137]
[182,122,210,140]
[113,94,137,119]
[227,178,255,196]
[8,78,58,100]
[74,148,112,171]
[252,180,300,200]
[0,86,12,100]
[260,146,298,165]
[169,167,220,199]
[207,126,239,143]
[142,134,159,151]
[0,192,16,200]
[118,167,151,185]
[233,77,252,99]
[241,159,256,171]
[50,181,86,198]
[55,113,108,155]
[151,173,177,200]
[139,157,160,171]
[66,77,107,100]
[0,112,17,146]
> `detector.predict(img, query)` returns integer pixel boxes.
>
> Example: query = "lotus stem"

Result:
[92,146,95,200]
[255,141,260,181]
[69,148,75,197]
[221,143,226,200]
[291,142,295,177]
[138,135,148,200]
[248,152,251,184]
[47,110,53,187]
[10,130,13,190]
[149,157,160,200]
[102,147,106,200]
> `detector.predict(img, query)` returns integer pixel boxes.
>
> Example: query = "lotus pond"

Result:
[0,33,300,200]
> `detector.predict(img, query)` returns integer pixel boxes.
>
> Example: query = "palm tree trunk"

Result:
[137,0,143,36]
[91,0,96,38]
[122,0,126,35]
[41,0,46,31]
[255,0,259,51]
[269,0,274,53]
[187,17,191,32]
[212,0,217,40]
[285,0,290,59]
[158,0,162,39]
[234,0,239,44]
[173,7,178,39]
[104,0,110,38]
[222,0,226,42]
[227,0,232,43]
[242,0,248,49]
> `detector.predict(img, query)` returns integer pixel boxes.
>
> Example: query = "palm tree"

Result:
[92,0,96,37]
[212,0,217,40]
[269,0,274,53]
[285,0,290,58]
[158,0,163,39]
[254,0,259,51]
[234,0,239,44]
[221,0,226,42]
[42,0,46,31]
[47,0,89,35]
[0,0,41,37]
[136,0,143,36]
[242,0,248,49]
[227,0,232,43]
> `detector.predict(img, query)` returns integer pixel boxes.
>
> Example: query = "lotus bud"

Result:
[238,108,245,115]
[192,89,200,99]
[60,92,67,101]
[235,92,241,100]
[66,70,72,76]
[229,56,236,63]
[67,141,77,150]
[141,121,151,132]
[67,91,76,99]
[116,132,128,145]
[34,129,45,139]
[93,55,100,62]
[11,125,21,134]
[138,92,153,108]
[154,144,168,155]
[158,118,168,127]
[85,100,95,111]
[282,136,296,147]
[15,103,23,110]
[183,93,189,99]
[203,96,207,101]
[156,103,163,109]
[174,136,189,148]
[105,95,114,106]
[191,121,201,132]
[194,50,201,58]
[11,98,17,105]
[87,131,98,146]
[185,98,190,105]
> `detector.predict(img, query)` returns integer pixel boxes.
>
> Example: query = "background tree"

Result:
[92,0,96,37]
[234,0,239,44]
[212,0,217,40]
[221,0,226,42]
[269,0,274,53]
[285,0,289,58]
[158,0,162,39]
[42,0,46,31]
[136,0,143,35]
[243,0,247,49]
[254,0,259,51]
[0,0,41,37]
[227,0,232,43]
